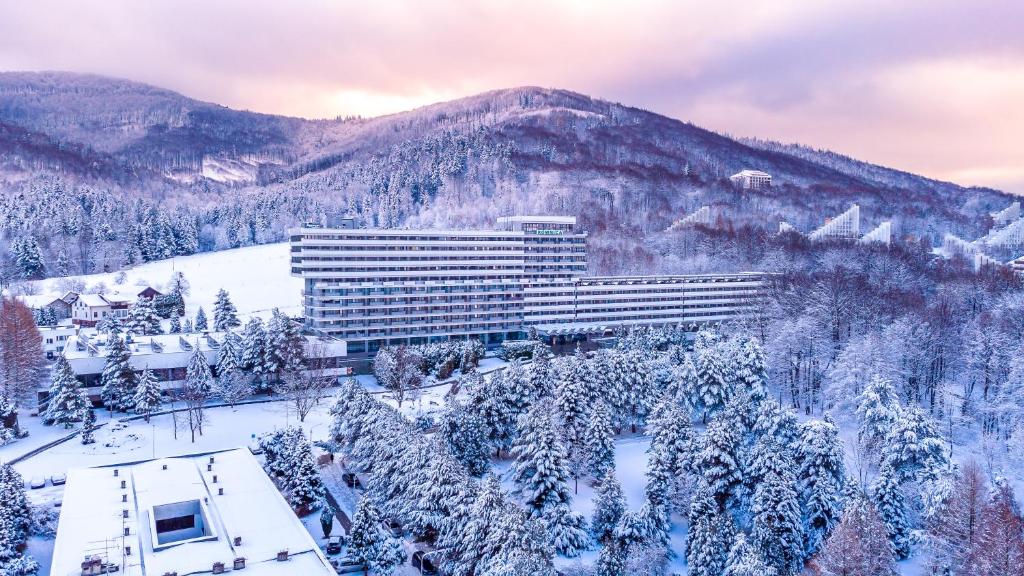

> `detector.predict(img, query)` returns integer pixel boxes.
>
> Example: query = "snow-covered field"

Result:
[35,242,301,322]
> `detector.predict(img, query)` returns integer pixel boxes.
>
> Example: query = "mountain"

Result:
[0,71,1016,278]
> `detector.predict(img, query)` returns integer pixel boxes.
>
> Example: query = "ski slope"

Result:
[39,242,302,322]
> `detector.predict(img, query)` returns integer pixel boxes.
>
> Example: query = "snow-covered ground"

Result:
[33,242,300,322]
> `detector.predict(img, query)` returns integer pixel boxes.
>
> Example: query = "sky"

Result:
[1,0,1022,193]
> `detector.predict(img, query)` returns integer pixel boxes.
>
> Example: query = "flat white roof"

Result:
[731,169,771,178]
[496,215,577,225]
[51,448,336,576]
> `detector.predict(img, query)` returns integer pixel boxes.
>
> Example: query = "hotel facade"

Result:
[289,216,768,354]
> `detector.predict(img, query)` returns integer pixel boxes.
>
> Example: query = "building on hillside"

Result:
[666,206,713,231]
[51,448,336,576]
[71,287,162,327]
[977,217,1024,251]
[51,331,347,403]
[39,323,79,359]
[1008,254,1024,277]
[859,221,893,246]
[991,201,1021,228]
[808,204,861,242]
[16,292,74,323]
[729,169,772,190]
[289,216,769,353]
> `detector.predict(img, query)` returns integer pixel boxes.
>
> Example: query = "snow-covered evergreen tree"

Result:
[0,463,36,574]
[594,538,627,576]
[687,480,733,576]
[723,532,777,576]
[585,401,616,480]
[213,288,241,331]
[43,355,88,428]
[240,317,267,374]
[133,367,162,422]
[795,418,846,556]
[126,295,162,335]
[99,335,135,413]
[872,464,910,560]
[510,399,588,555]
[80,408,96,444]
[349,497,405,574]
[750,438,804,576]
[407,440,469,540]
[194,306,208,331]
[10,235,44,278]
[732,336,769,404]
[881,406,948,483]
[438,398,491,477]
[691,329,735,421]
[168,314,181,333]
[694,407,744,508]
[856,374,902,452]
[284,436,326,509]
[591,471,626,543]
[511,399,574,517]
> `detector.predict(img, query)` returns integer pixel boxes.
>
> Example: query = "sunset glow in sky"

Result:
[1,0,1022,192]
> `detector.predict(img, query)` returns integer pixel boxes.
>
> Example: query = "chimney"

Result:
[122,494,127,503]
[122,509,129,519]
[276,550,289,562]
[113,469,119,477]
[233,558,246,570]
[218,487,224,496]
[162,464,168,470]
[212,474,218,483]
[233,536,242,546]
[212,562,225,574]
[120,480,126,489]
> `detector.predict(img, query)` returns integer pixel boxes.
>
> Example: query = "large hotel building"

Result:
[289,216,768,354]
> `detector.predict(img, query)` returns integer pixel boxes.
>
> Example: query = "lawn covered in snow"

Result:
[36,242,301,322]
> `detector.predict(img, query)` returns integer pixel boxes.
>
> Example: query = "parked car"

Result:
[412,550,440,576]
[326,536,343,555]
[50,472,67,486]
[28,476,46,489]
[341,472,361,489]
[332,555,366,574]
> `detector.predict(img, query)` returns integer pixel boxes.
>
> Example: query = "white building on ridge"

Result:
[51,448,336,576]
[730,170,772,190]
[808,204,860,242]
[859,221,892,246]
[991,201,1021,228]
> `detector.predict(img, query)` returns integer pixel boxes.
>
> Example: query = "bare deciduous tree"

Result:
[275,340,336,422]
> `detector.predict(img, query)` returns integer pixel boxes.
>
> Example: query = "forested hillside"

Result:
[0,72,1017,283]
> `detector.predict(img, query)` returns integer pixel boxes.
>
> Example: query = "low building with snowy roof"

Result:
[51,448,337,576]
[50,330,347,403]
[71,287,162,327]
